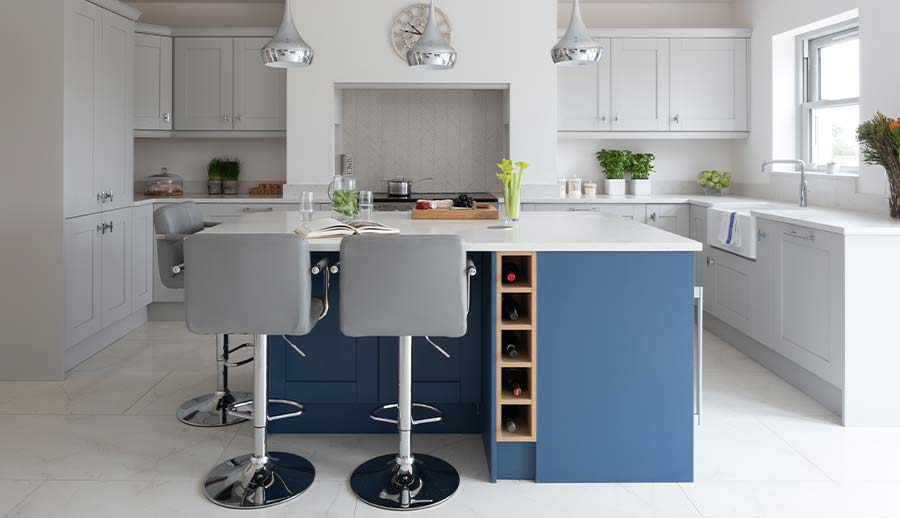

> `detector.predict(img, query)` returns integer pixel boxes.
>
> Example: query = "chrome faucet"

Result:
[762,159,809,207]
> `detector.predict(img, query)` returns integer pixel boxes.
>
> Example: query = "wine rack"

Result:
[496,252,537,442]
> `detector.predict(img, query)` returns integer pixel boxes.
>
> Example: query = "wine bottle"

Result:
[504,370,525,396]
[505,418,517,433]
[505,333,520,358]
[503,300,520,321]
[502,262,521,284]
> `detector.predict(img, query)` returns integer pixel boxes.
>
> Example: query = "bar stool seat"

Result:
[340,235,475,511]
[185,233,331,509]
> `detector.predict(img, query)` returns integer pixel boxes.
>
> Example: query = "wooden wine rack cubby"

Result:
[496,252,537,442]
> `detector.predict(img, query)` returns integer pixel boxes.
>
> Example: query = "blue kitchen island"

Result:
[203,211,701,483]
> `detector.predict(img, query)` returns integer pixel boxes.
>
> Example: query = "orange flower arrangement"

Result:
[858,112,900,218]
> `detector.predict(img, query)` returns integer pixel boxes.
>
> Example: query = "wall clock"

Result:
[390,3,453,62]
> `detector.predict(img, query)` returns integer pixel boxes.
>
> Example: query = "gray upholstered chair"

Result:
[154,202,251,427]
[185,233,330,509]
[340,235,476,511]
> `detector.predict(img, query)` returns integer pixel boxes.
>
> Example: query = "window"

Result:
[800,24,860,170]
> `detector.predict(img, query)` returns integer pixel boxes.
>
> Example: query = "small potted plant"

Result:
[221,157,241,195]
[628,153,655,196]
[207,158,223,195]
[857,112,900,219]
[596,149,628,197]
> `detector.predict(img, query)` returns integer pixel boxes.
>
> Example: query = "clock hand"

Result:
[405,23,422,35]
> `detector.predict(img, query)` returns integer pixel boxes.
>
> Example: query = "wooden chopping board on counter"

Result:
[412,205,500,220]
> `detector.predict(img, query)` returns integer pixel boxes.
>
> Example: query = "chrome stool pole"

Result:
[203,334,315,509]
[176,334,252,427]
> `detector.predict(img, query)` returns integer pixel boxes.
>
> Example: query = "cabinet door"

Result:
[174,37,234,130]
[95,9,134,211]
[529,203,646,221]
[101,208,132,326]
[558,37,611,131]
[64,0,102,218]
[65,214,103,348]
[771,223,843,385]
[233,38,286,131]
[702,247,759,338]
[646,204,690,237]
[134,33,173,130]
[131,204,153,310]
[670,38,748,131]
[611,38,669,131]
[689,205,708,286]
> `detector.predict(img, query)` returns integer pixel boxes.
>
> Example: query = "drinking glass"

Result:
[299,191,315,222]
[358,191,374,220]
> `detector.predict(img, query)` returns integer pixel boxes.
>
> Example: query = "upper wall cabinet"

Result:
[172,36,286,132]
[670,38,748,131]
[134,33,173,130]
[64,0,134,219]
[557,29,750,138]
[611,38,669,131]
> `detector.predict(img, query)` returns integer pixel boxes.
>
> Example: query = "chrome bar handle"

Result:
[785,230,815,242]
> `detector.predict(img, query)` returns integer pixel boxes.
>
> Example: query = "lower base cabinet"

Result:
[131,204,154,310]
[646,204,690,237]
[64,207,133,349]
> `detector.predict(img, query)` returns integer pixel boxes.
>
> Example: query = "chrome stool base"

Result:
[203,452,315,509]
[176,391,251,427]
[350,453,459,511]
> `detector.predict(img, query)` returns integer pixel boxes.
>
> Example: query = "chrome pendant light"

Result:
[262,0,314,68]
[552,0,602,66]
[407,0,457,70]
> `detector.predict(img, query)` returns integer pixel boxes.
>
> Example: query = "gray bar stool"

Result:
[154,202,251,427]
[340,235,476,511]
[185,233,330,509]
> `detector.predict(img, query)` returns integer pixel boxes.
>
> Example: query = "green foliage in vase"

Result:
[595,149,630,180]
[629,153,655,180]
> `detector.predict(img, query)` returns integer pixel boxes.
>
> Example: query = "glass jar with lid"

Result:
[144,167,184,197]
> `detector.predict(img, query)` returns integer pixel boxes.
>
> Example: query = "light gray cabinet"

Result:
[64,207,133,349]
[64,1,134,217]
[65,214,103,348]
[131,204,154,310]
[646,204,689,237]
[610,38,669,131]
[765,220,844,386]
[701,246,764,340]
[689,205,707,284]
[670,38,748,131]
[134,32,173,130]
[557,37,611,131]
[174,37,285,131]
[526,203,646,221]
[174,37,233,130]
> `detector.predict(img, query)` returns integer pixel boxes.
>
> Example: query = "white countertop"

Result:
[132,194,309,207]
[750,207,900,236]
[202,211,704,252]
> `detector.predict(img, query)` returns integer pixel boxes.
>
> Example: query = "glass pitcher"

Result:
[328,174,358,220]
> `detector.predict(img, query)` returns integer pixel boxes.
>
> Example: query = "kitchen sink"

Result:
[706,202,787,260]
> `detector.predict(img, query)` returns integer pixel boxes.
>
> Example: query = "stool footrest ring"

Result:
[369,402,444,426]
[225,399,306,422]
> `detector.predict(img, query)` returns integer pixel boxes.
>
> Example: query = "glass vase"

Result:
[504,185,521,223]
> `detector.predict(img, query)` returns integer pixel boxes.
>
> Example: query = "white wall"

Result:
[733,0,900,215]
[556,1,741,188]
[134,138,286,193]
[0,0,65,380]
[285,0,558,187]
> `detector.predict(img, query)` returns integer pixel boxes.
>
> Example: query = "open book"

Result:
[295,218,400,239]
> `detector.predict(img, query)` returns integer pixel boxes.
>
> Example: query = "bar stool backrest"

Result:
[184,233,316,336]
[340,235,468,338]
[153,202,206,289]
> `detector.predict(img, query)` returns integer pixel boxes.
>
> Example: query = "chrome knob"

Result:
[706,256,716,268]
[162,112,171,123]
[673,114,680,124]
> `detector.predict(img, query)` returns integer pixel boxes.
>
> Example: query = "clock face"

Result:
[391,4,452,61]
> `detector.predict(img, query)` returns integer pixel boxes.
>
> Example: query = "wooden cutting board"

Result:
[412,205,500,220]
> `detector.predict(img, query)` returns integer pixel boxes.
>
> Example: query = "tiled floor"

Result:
[0,323,896,517]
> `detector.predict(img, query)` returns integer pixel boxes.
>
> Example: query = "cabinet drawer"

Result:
[529,203,645,221]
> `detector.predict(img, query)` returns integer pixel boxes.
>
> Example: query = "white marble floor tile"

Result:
[694,416,829,482]
[0,370,167,415]
[703,369,835,419]
[125,369,253,416]
[0,481,43,517]
[762,415,900,482]
[0,415,236,481]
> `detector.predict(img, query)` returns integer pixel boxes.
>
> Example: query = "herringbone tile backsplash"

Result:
[340,89,506,193]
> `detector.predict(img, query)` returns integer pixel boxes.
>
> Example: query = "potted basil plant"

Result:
[221,157,241,195]
[628,153,655,196]
[596,149,629,197]
[207,158,223,195]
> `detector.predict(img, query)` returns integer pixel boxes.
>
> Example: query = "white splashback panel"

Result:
[340,89,505,193]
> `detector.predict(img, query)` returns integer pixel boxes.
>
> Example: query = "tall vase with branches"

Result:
[858,112,900,219]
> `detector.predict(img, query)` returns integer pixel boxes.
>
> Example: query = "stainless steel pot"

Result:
[386,177,433,197]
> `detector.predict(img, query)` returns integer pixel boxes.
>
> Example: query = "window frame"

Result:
[798,22,860,171]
